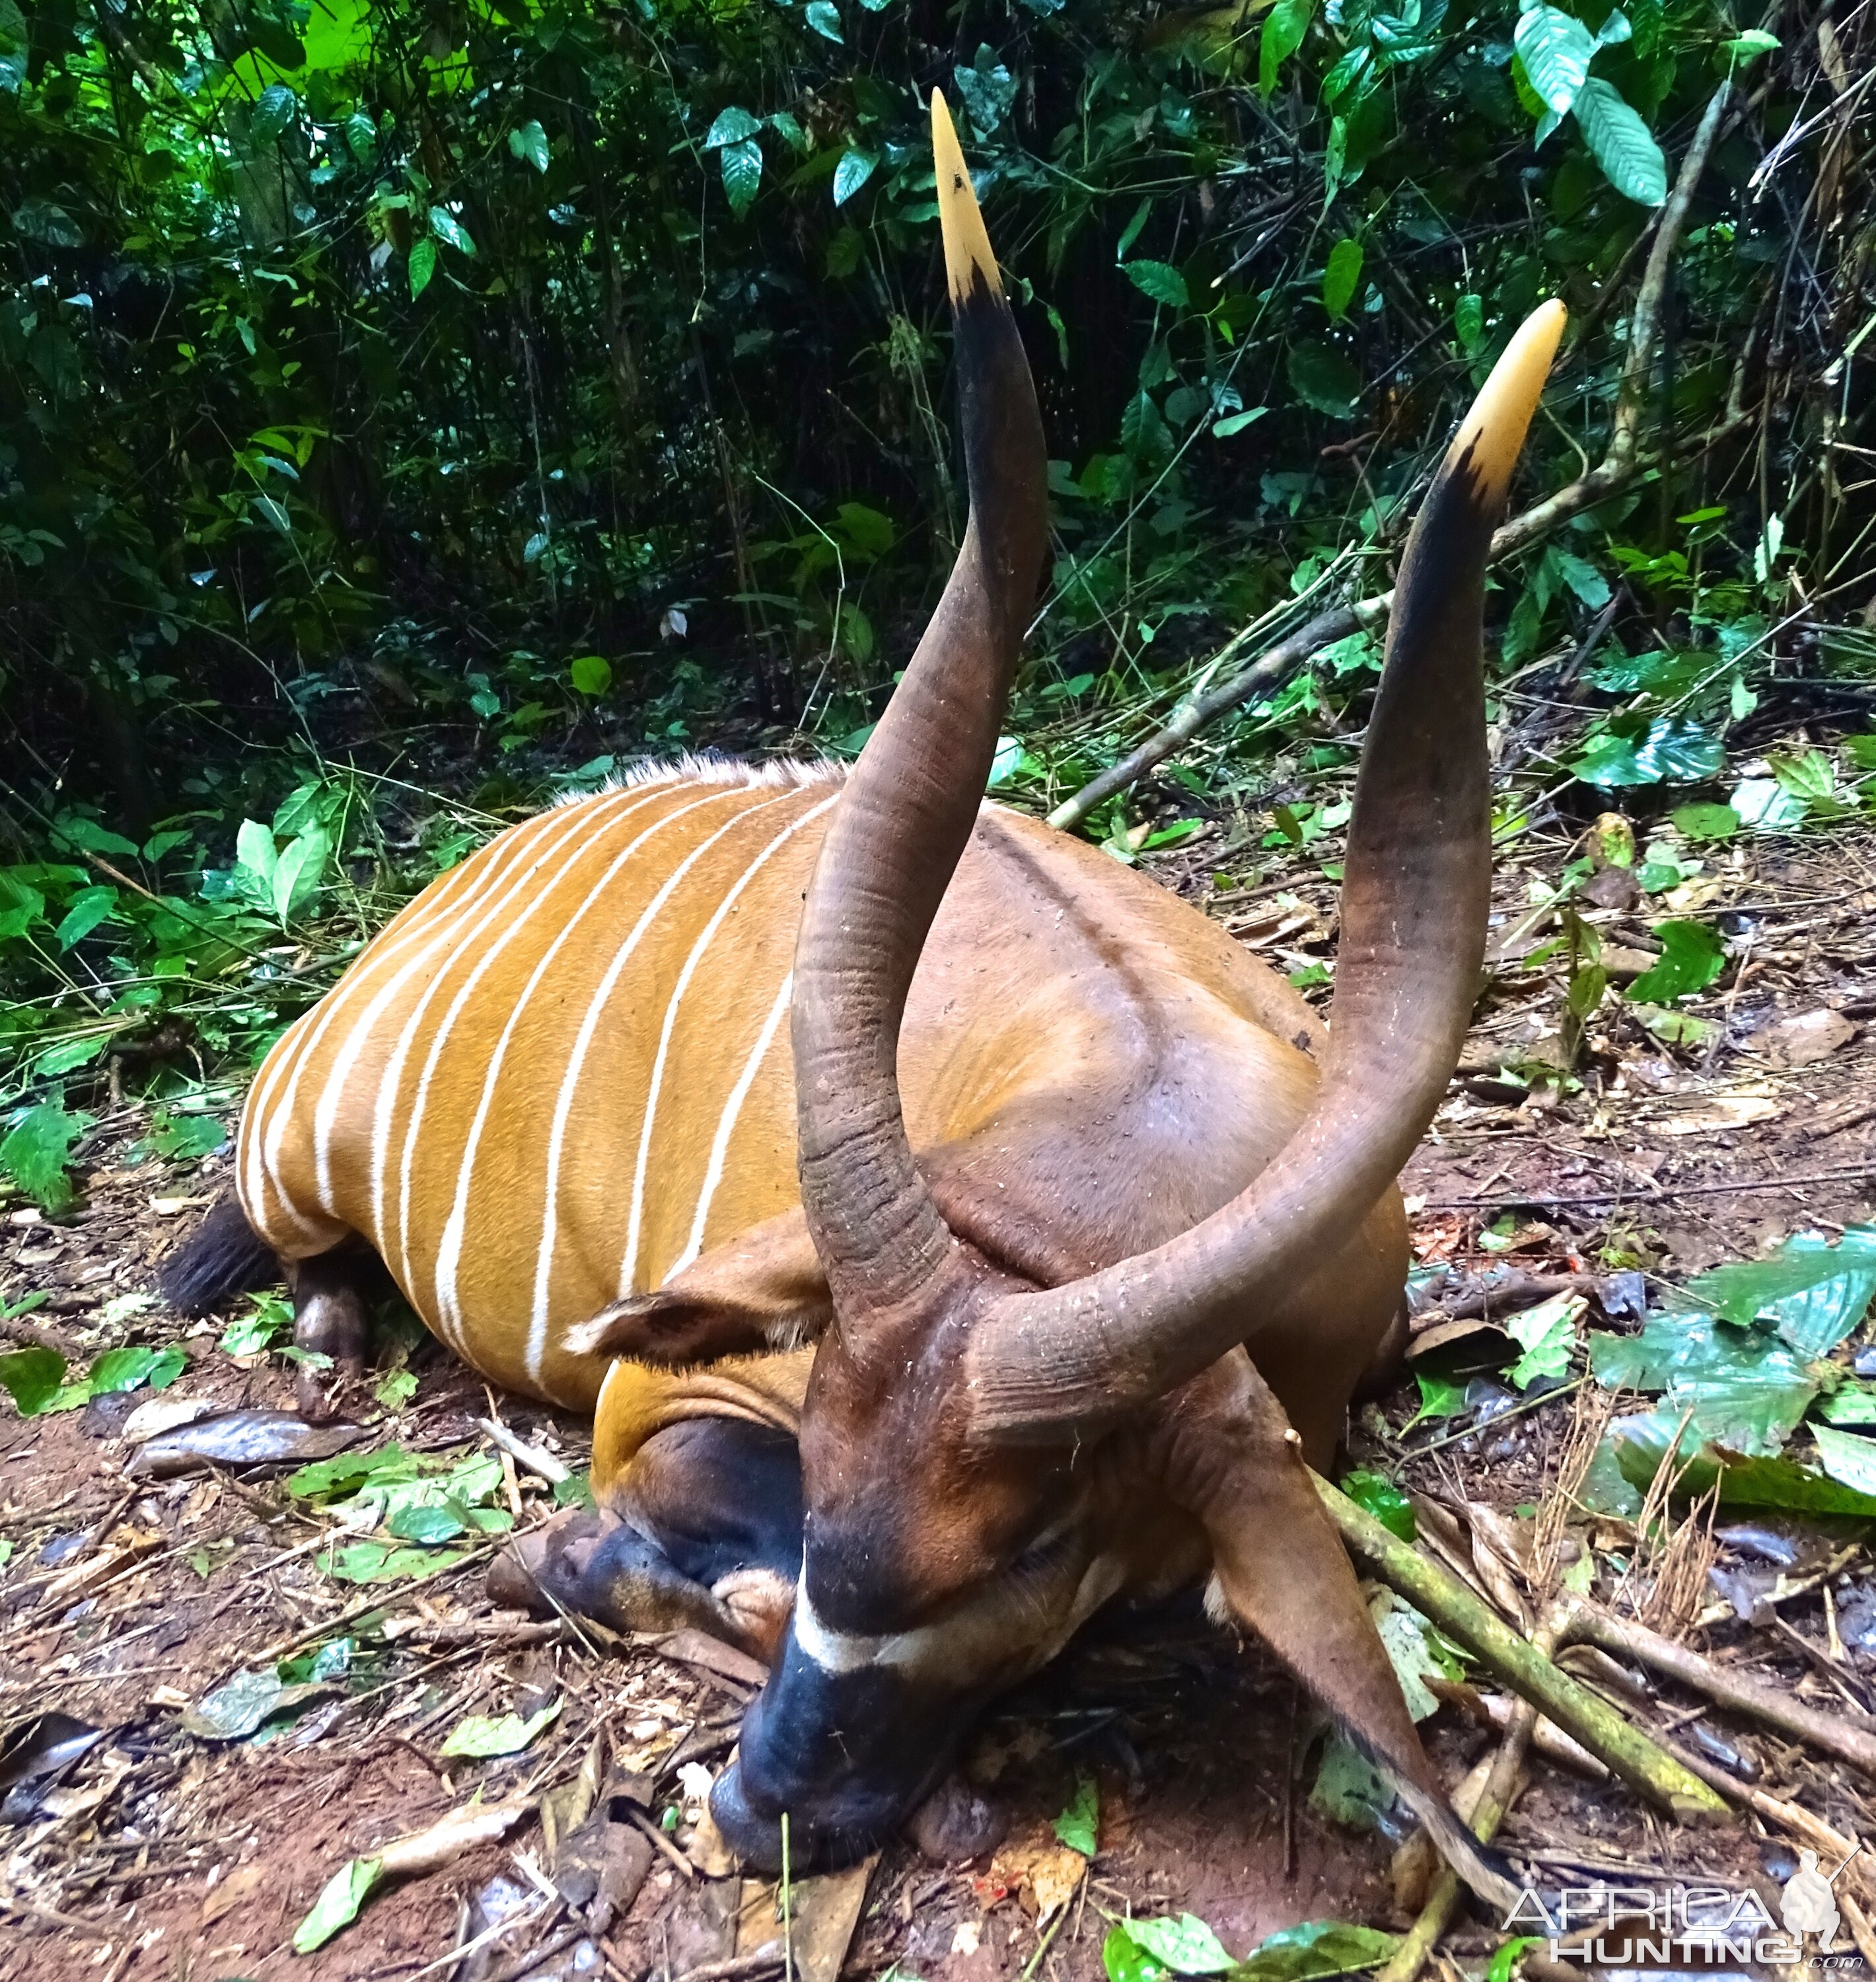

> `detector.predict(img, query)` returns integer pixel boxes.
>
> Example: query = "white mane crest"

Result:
[553,752,845,807]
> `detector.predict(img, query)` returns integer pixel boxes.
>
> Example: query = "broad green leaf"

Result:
[182,1666,334,1740]
[1,1103,86,1212]
[1406,1368,1467,1428]
[1212,406,1268,438]
[1624,920,1724,1003]
[235,818,277,893]
[439,1699,562,1758]
[408,237,437,299]
[55,885,118,949]
[1371,1589,1445,1720]
[326,1539,464,1582]
[703,106,762,149]
[721,138,762,215]
[345,111,378,164]
[1513,5,1595,112]
[1671,802,1739,843]
[1612,1413,1876,1516]
[286,1442,417,1501]
[1590,1311,1816,1454]
[271,827,328,923]
[251,83,298,142]
[375,1368,419,1410]
[805,0,844,40]
[1287,342,1360,419]
[1121,1915,1236,1974]
[1259,0,1316,96]
[1813,1424,1876,1497]
[1322,238,1363,320]
[0,1346,66,1416]
[1106,1925,1174,1982]
[293,1855,385,1954]
[221,1292,291,1357]
[89,1344,184,1395]
[429,207,477,256]
[569,653,612,696]
[1572,78,1667,206]
[1454,293,1483,352]
[509,120,549,172]
[955,46,1017,131]
[1506,1292,1581,1388]
[145,1111,227,1160]
[388,1501,468,1543]
[1309,1730,1394,1828]
[833,149,879,207]
[1053,1772,1099,1854]
[1722,28,1778,61]
[1572,716,1723,786]
[1124,260,1189,309]
[1685,1228,1876,1344]
[1338,1469,1414,1539]
[1487,1940,1545,1982]
[1233,1922,1401,1982]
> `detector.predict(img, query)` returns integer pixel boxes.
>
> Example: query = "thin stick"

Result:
[1422,1160,1876,1212]
[1313,1475,1727,1821]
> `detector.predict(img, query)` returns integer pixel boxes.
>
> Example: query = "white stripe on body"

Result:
[396,785,734,1344]
[528,790,798,1376]
[668,967,795,1278]
[365,788,671,1272]
[242,803,568,1245]
[434,788,807,1366]
[620,794,837,1298]
[310,791,653,1218]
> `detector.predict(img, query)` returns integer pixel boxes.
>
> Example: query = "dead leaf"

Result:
[121,1394,215,1445]
[375,1798,534,1877]
[1649,1088,1783,1136]
[1750,1008,1856,1068]
[687,1801,739,1878]
[653,1628,768,1689]
[976,1833,1086,1923]
[201,1861,268,1927]
[737,1856,877,1982]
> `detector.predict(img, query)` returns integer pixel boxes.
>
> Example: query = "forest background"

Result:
[0,0,1870,1161]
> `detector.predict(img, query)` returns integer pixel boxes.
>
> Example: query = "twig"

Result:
[1048,82,1733,832]
[1313,1475,1728,1821]
[1422,1160,1876,1211]
[1564,1605,1876,1779]
[478,1923,587,1982]
[624,1804,697,1880]
[478,1415,572,1487]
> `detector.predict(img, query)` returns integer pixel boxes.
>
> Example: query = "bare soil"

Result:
[4,809,1874,1982]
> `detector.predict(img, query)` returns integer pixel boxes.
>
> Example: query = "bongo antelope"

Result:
[164,91,1565,1895]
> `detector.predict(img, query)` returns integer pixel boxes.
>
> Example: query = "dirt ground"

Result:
[3,803,1874,1982]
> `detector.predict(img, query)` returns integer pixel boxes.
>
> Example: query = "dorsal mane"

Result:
[554,752,848,808]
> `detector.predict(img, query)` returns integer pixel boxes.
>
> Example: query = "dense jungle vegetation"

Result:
[0,0,1870,1177]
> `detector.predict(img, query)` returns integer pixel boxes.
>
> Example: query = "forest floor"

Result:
[3,803,1876,1982]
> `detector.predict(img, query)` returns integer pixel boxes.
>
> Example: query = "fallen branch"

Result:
[1315,1475,1729,1822]
[1048,82,1733,834]
[1564,1604,1876,1780]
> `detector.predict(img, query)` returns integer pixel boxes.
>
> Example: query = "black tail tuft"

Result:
[157,1192,279,1315]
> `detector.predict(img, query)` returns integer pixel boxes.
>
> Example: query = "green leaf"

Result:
[439,1699,562,1759]
[1671,802,1740,843]
[1106,1925,1174,1982]
[1573,716,1723,787]
[88,1344,184,1395]
[345,111,378,164]
[1053,1772,1099,1854]
[1259,0,1316,96]
[704,108,762,150]
[954,46,1017,132]
[1287,342,1361,419]
[1121,1916,1236,1975]
[1513,5,1594,112]
[508,120,549,172]
[1,1103,85,1212]
[805,0,844,40]
[1507,1291,1582,1389]
[1370,1589,1446,1719]
[146,1111,229,1161]
[721,138,763,216]
[1685,1229,1876,1344]
[271,827,329,923]
[833,149,879,206]
[1212,406,1268,439]
[1812,1424,1876,1497]
[286,1442,415,1501]
[1338,1469,1415,1539]
[388,1501,468,1543]
[1124,260,1189,309]
[55,885,119,949]
[1309,1730,1394,1829]
[1322,238,1363,321]
[569,653,612,696]
[326,1539,464,1582]
[182,1666,334,1740]
[1612,1413,1876,1516]
[408,237,436,299]
[293,1855,385,1954]
[0,1346,66,1416]
[1593,1316,1819,1455]
[1233,1921,1401,1982]
[553,1470,595,1509]
[221,1292,291,1357]
[429,207,477,256]
[375,1368,419,1410]
[1453,293,1484,353]
[1571,78,1667,206]
[1624,920,1724,1003]
[1406,1368,1468,1429]
[251,83,298,143]
[1721,28,1778,62]
[1487,1940,1545,1982]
